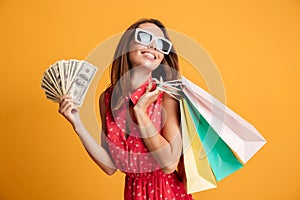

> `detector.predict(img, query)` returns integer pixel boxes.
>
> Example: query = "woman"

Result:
[59,18,193,200]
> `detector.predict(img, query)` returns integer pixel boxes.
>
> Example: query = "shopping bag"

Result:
[180,99,217,194]
[184,97,243,181]
[182,77,266,163]
[155,76,266,192]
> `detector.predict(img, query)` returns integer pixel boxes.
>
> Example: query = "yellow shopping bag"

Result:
[180,99,217,194]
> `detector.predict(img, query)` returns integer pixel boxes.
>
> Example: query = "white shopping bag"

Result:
[181,76,266,163]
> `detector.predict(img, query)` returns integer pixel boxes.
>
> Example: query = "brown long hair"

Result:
[110,18,179,110]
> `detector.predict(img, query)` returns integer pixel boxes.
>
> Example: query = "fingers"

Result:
[58,95,74,115]
[149,89,160,101]
[135,81,161,110]
[57,95,80,127]
[145,80,160,99]
[59,100,73,114]
[143,88,161,105]
[59,94,72,104]
[146,79,153,92]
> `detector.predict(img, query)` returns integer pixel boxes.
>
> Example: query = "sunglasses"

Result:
[134,28,173,55]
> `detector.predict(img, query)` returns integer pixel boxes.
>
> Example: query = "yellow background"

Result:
[1,0,299,199]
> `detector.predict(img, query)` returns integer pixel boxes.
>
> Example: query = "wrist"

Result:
[72,118,84,133]
[133,107,151,127]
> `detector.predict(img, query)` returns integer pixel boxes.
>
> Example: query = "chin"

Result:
[138,62,160,71]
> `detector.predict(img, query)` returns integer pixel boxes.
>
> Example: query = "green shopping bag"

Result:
[184,97,243,181]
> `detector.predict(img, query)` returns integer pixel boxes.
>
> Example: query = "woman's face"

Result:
[128,23,165,70]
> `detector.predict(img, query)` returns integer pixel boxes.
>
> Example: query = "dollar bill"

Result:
[67,60,98,107]
[57,60,66,94]
[41,59,98,107]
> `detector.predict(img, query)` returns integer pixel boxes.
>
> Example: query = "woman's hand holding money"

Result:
[58,94,117,174]
[58,95,82,130]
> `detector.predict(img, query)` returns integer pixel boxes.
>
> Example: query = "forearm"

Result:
[73,121,117,175]
[134,108,181,171]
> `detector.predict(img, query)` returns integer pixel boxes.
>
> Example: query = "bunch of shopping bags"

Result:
[155,76,266,194]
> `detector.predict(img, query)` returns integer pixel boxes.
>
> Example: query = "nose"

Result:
[148,40,157,50]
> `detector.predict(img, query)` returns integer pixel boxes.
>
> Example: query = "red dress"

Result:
[104,79,193,200]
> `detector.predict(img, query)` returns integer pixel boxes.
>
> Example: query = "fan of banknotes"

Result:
[41,59,98,107]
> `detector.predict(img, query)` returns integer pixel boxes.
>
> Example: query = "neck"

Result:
[130,67,152,91]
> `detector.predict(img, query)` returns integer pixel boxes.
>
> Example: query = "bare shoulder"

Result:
[161,92,180,124]
[161,92,180,139]
[162,92,179,111]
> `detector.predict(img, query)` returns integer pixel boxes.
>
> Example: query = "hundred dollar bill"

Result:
[48,63,63,96]
[67,59,80,91]
[67,61,98,107]
[43,70,61,97]
[57,60,67,94]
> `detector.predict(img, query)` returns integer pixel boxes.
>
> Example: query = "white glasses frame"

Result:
[134,28,173,55]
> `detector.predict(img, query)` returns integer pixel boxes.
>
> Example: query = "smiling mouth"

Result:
[141,51,156,59]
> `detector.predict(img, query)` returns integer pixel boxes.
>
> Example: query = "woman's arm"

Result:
[133,83,182,174]
[58,93,117,175]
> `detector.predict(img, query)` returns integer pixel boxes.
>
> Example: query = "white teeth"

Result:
[143,52,155,59]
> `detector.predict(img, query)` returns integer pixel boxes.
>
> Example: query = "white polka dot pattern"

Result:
[103,81,193,200]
